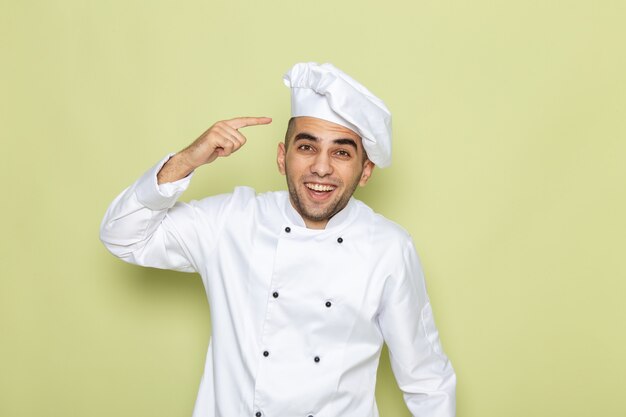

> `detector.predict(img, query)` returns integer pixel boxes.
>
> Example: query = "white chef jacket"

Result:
[100,155,456,417]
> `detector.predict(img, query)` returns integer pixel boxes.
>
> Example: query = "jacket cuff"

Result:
[134,154,194,210]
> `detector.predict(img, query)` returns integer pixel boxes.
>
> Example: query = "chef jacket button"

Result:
[255,412,262,417]
[325,301,332,308]
[263,350,269,357]
[285,226,291,233]
[314,356,320,363]
[337,237,343,243]
[272,291,279,298]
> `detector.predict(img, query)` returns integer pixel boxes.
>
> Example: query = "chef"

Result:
[100,62,456,417]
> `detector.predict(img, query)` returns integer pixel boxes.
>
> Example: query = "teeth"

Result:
[306,183,335,192]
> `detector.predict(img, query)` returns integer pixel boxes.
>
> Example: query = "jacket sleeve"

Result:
[376,238,456,417]
[99,155,232,273]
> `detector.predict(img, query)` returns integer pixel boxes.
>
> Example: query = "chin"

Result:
[303,199,345,221]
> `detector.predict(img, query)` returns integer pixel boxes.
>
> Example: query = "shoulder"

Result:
[254,188,289,208]
[347,199,415,266]
[353,199,420,267]
[354,199,412,244]
[190,186,257,210]
[189,187,287,218]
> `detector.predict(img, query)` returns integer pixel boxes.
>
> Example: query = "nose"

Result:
[310,152,333,177]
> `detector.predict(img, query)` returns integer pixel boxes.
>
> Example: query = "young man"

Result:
[100,62,456,417]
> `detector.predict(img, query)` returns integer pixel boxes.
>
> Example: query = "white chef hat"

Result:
[283,62,392,168]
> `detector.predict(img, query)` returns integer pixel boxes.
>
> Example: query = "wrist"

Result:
[172,151,199,173]
[157,153,196,184]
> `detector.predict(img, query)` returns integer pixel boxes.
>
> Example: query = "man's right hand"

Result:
[157,117,272,184]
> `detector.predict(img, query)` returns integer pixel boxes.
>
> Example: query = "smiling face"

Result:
[277,116,374,229]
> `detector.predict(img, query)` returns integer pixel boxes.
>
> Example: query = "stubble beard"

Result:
[285,163,363,224]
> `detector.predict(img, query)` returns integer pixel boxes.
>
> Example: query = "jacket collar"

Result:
[282,194,359,231]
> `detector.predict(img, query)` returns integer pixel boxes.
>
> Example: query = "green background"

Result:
[2,1,625,416]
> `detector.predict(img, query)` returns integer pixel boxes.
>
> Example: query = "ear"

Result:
[277,142,286,175]
[358,159,375,186]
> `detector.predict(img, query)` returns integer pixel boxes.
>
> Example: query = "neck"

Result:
[287,198,333,230]
[303,218,329,230]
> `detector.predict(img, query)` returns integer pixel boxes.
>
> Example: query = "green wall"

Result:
[2,1,625,416]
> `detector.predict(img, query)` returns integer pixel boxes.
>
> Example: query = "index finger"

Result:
[225,117,273,130]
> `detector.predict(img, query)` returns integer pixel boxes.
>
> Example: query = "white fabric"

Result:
[283,63,393,168]
[100,155,456,417]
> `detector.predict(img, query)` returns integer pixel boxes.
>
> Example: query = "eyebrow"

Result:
[294,133,318,142]
[294,133,358,150]
[333,138,358,150]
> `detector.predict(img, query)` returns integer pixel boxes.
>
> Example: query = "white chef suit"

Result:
[100,155,456,417]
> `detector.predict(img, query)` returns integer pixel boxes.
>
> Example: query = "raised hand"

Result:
[157,117,272,184]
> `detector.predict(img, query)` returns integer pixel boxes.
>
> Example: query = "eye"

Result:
[334,149,351,158]
[298,144,314,151]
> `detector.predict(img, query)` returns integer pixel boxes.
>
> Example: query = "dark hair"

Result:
[283,117,296,149]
